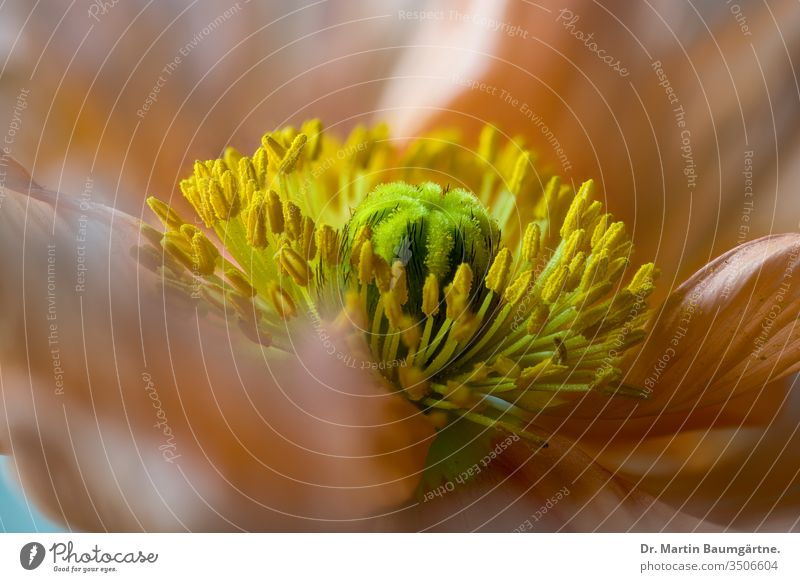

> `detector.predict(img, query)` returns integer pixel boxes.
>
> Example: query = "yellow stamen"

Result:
[316,224,339,265]
[485,248,512,292]
[421,274,440,317]
[284,201,303,241]
[268,283,297,319]
[277,245,310,286]
[147,197,184,230]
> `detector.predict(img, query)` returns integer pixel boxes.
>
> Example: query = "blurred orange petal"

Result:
[390,432,719,532]
[0,161,434,530]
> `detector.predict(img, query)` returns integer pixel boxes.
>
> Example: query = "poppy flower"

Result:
[2,116,798,531]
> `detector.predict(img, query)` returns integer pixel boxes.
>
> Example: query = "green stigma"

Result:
[343,181,500,315]
[143,120,658,443]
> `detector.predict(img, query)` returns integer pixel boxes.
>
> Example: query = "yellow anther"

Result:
[399,315,421,349]
[146,197,184,230]
[189,230,219,276]
[252,147,268,184]
[607,256,630,284]
[162,231,193,271]
[560,180,594,238]
[349,225,372,266]
[445,290,467,321]
[383,291,403,328]
[595,221,626,253]
[508,151,531,196]
[451,312,479,342]
[422,273,440,316]
[485,248,512,292]
[193,160,211,179]
[238,156,258,188]
[505,269,533,304]
[580,251,609,290]
[358,240,374,285]
[281,125,298,143]
[445,264,473,320]
[627,262,657,295]
[263,134,286,166]
[301,119,323,160]
[526,303,550,335]
[279,133,307,174]
[491,355,521,379]
[283,201,303,240]
[425,411,449,429]
[224,266,256,297]
[177,223,198,240]
[266,190,284,234]
[316,224,339,265]
[268,283,297,319]
[566,251,587,290]
[219,170,241,217]
[590,214,611,248]
[561,228,586,263]
[398,366,428,402]
[162,228,217,276]
[277,245,310,286]
[391,262,409,305]
[541,265,569,304]
[180,178,214,227]
[451,263,473,296]
[301,216,317,260]
[211,159,226,179]
[139,223,164,247]
[345,125,370,167]
[445,381,473,407]
[543,175,561,209]
[223,147,242,171]
[522,222,541,264]
[583,200,604,232]
[225,290,257,323]
[373,256,391,293]
[478,123,498,164]
[206,179,234,222]
[240,179,256,208]
[245,194,269,249]
[518,357,569,385]
[337,289,366,329]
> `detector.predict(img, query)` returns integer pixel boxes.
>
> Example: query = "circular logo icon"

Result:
[20,542,46,570]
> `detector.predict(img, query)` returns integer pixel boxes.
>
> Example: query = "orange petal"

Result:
[2,2,418,213]
[0,161,434,531]
[587,374,800,531]
[631,233,800,413]
[384,433,719,532]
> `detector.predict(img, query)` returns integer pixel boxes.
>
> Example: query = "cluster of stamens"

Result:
[143,120,656,441]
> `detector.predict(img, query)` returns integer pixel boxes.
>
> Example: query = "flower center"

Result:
[343,181,499,317]
[142,120,657,442]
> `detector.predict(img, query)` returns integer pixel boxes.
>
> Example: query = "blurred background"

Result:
[1,0,798,530]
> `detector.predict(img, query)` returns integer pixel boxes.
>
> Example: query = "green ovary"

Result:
[344,181,500,314]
